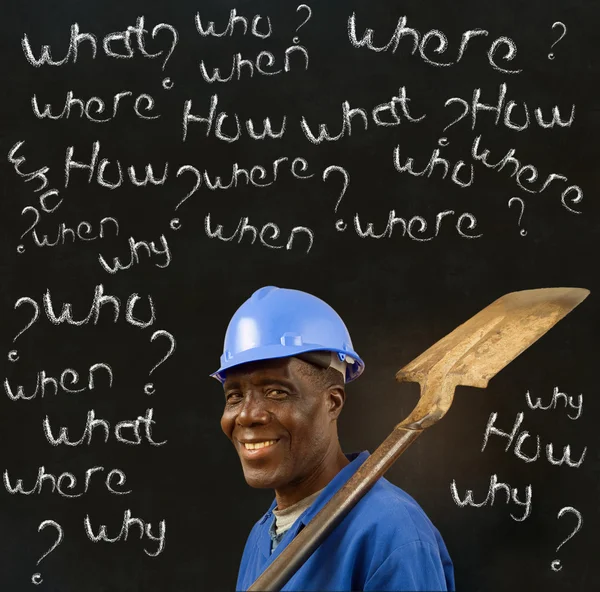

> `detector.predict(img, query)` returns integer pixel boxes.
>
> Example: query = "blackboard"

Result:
[1,0,598,590]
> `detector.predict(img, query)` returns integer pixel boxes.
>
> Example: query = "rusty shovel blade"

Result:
[248,287,589,592]
[396,287,590,429]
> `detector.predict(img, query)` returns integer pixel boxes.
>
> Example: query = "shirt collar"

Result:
[257,451,370,558]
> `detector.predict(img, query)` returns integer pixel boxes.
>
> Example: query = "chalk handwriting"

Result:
[4,362,112,401]
[471,135,583,213]
[175,156,314,209]
[8,142,63,214]
[444,83,575,132]
[205,214,314,253]
[32,90,160,122]
[98,234,171,273]
[13,285,155,341]
[84,509,165,557]
[350,210,482,240]
[525,387,583,420]
[64,142,168,189]
[20,209,118,248]
[300,88,425,144]
[348,13,522,74]
[482,412,587,467]
[43,408,166,446]
[199,46,308,83]
[22,17,178,70]
[182,94,286,142]
[450,474,532,521]
[4,466,130,497]
[393,139,474,188]
[195,8,272,39]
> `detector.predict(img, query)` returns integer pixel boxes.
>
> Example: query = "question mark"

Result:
[551,506,583,571]
[323,165,350,231]
[31,520,64,585]
[508,197,527,237]
[152,22,179,90]
[144,329,177,395]
[548,22,567,60]
[294,4,312,44]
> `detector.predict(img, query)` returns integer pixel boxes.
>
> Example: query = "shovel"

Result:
[247,287,590,591]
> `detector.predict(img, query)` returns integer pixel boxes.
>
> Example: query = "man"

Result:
[213,286,455,591]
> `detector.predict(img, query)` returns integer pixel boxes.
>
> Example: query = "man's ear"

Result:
[327,385,345,419]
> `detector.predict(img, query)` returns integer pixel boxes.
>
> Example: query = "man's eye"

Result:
[267,389,287,398]
[226,393,242,403]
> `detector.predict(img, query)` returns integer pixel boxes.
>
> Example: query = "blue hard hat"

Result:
[211,286,365,383]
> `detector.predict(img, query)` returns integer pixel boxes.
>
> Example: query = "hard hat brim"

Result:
[210,344,364,384]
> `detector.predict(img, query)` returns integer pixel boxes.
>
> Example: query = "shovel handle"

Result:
[247,425,423,591]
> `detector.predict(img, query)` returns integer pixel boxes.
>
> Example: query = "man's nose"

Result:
[236,394,270,427]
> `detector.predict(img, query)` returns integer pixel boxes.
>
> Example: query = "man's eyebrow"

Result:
[224,377,294,390]
[253,377,294,389]
[223,380,240,391]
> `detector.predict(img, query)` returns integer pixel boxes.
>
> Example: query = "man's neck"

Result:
[274,447,349,510]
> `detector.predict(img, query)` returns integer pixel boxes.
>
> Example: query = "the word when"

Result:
[4,362,112,401]
[205,214,314,253]
[21,208,118,248]
[199,46,308,83]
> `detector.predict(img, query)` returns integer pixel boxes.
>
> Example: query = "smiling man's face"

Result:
[220,356,345,504]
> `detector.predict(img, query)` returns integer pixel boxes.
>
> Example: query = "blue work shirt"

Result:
[237,451,455,591]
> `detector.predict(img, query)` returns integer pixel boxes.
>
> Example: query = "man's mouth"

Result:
[243,439,278,450]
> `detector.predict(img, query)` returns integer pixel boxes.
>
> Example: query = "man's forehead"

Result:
[222,357,298,386]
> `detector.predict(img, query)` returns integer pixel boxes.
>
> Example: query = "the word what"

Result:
[21,17,177,68]
[43,408,166,446]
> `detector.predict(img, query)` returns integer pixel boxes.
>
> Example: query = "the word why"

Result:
[525,387,583,420]
[450,474,532,521]
[85,509,165,557]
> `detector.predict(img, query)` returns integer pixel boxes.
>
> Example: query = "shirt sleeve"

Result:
[364,539,454,591]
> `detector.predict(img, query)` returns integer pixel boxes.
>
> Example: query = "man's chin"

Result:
[241,466,283,490]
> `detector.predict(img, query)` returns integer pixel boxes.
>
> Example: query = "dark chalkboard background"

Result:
[1,0,598,590]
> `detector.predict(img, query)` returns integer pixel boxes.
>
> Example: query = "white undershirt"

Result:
[272,488,324,536]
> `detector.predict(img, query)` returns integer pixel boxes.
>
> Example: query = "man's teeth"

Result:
[244,440,277,450]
